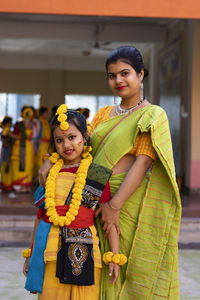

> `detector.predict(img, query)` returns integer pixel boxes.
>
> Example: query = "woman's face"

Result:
[107,60,144,101]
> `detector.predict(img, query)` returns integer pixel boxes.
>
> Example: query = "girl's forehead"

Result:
[53,123,80,135]
[107,60,132,72]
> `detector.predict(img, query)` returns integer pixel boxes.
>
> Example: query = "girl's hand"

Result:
[95,203,120,236]
[23,258,30,277]
[38,159,52,186]
[108,262,120,284]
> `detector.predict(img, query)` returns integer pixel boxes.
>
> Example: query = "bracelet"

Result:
[108,201,121,211]
[49,152,60,164]
[22,248,31,259]
[103,251,127,266]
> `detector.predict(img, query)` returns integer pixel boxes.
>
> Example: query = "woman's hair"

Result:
[39,106,49,116]
[105,46,148,78]
[49,109,91,153]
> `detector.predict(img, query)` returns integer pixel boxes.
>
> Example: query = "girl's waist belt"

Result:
[42,205,95,228]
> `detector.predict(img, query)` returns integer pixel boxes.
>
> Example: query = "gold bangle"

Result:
[103,251,127,266]
[22,248,31,259]
[108,201,120,211]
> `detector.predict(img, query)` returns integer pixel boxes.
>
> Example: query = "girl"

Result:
[23,105,127,300]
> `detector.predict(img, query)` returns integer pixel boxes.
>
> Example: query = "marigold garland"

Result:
[22,248,31,258]
[56,104,69,131]
[103,251,127,266]
[45,152,93,227]
[22,107,34,120]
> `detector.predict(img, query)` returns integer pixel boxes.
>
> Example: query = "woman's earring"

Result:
[140,82,144,100]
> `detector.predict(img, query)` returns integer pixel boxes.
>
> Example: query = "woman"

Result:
[0,116,13,190]
[39,46,181,299]
[11,106,34,192]
[35,106,51,173]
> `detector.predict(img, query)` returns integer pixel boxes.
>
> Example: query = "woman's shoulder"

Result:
[138,103,168,130]
[89,106,113,134]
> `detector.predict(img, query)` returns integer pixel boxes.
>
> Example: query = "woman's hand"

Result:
[95,203,120,236]
[23,258,30,277]
[38,159,52,186]
[108,262,120,284]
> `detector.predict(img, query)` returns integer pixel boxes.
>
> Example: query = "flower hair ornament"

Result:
[56,104,69,131]
[22,107,34,120]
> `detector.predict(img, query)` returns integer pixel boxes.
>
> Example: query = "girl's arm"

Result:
[107,225,120,284]
[96,154,153,235]
[23,217,41,277]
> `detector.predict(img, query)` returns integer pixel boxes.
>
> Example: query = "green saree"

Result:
[91,104,181,300]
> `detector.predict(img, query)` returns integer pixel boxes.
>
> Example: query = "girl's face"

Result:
[53,123,85,165]
[107,60,144,101]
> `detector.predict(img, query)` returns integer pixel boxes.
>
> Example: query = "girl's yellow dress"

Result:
[38,168,102,300]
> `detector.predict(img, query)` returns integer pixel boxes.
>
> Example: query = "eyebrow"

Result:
[107,68,130,75]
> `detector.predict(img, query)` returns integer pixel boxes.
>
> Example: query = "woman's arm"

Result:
[107,225,120,284]
[23,217,41,276]
[95,154,153,235]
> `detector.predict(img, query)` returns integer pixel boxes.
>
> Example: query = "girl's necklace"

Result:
[115,98,145,115]
[62,163,80,169]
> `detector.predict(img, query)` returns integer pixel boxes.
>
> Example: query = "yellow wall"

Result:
[0,69,112,106]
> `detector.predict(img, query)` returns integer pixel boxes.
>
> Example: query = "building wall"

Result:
[0,69,112,107]
[190,20,200,189]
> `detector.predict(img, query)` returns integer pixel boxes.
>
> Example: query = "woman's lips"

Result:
[116,86,127,90]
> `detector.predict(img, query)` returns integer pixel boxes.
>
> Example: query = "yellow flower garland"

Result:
[45,152,93,227]
[103,251,127,266]
[56,104,69,131]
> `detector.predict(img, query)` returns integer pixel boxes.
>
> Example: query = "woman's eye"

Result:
[108,74,115,79]
[122,71,129,76]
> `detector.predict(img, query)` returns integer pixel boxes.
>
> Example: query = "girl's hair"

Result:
[49,109,91,153]
[105,46,149,78]
[39,106,49,116]
[1,116,12,127]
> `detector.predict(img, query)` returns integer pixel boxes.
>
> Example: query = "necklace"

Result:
[62,163,80,169]
[45,153,93,227]
[115,98,145,115]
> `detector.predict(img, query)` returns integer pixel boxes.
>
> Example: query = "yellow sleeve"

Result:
[136,132,157,160]
[89,106,113,134]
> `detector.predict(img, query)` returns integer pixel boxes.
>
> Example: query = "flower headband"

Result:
[56,104,69,131]
[56,104,90,132]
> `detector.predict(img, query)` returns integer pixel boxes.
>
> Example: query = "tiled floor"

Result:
[0,247,199,300]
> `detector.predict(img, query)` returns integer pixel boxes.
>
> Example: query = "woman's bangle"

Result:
[103,251,127,266]
[22,248,31,259]
[108,201,121,211]
[49,152,60,164]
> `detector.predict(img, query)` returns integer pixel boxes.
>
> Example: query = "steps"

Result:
[0,214,200,248]
[0,215,35,247]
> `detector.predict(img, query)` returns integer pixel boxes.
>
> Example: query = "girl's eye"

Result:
[55,138,62,143]
[69,135,75,140]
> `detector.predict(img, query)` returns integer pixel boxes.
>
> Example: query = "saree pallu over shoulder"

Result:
[91,104,181,299]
